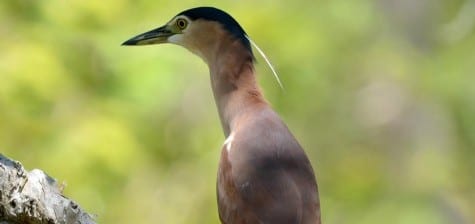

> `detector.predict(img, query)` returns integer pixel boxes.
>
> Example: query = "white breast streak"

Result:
[223,132,234,152]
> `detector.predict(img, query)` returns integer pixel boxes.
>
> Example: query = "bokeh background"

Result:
[1,0,474,223]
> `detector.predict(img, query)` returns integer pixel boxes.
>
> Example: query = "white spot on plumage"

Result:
[224,133,234,152]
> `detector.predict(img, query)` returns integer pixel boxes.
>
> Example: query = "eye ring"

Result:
[176,18,188,30]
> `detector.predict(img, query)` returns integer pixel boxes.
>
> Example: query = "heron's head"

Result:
[122,7,253,62]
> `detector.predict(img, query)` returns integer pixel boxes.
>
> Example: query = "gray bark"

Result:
[0,154,95,224]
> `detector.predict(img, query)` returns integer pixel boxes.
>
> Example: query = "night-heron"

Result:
[123,7,321,224]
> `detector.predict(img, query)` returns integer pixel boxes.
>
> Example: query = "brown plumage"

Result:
[123,7,321,224]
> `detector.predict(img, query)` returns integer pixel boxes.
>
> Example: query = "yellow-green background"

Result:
[1,0,474,223]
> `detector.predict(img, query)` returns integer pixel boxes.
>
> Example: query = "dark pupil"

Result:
[179,20,185,28]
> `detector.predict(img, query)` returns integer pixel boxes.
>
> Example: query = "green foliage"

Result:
[1,1,474,223]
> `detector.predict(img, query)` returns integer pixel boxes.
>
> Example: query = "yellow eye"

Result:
[176,18,188,30]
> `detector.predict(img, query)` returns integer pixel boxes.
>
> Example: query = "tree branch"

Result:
[0,154,95,224]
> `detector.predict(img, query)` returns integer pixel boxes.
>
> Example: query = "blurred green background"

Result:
[1,0,474,223]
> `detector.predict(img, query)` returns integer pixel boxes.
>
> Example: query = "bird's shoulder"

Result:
[218,110,319,223]
[231,108,305,159]
[227,108,315,183]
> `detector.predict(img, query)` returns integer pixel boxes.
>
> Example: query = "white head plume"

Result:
[245,35,284,90]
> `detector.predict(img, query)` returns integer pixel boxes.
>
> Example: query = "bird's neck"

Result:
[207,42,268,137]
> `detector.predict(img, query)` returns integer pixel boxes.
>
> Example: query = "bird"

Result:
[122,7,321,224]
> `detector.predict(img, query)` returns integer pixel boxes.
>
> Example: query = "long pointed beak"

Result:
[122,25,173,46]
